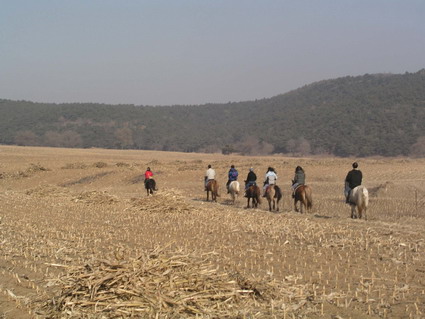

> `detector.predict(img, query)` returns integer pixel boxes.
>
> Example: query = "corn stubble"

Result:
[0,146,424,318]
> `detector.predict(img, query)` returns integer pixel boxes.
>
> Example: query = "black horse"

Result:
[145,179,157,196]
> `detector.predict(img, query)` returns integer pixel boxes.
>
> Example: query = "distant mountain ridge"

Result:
[1,69,425,157]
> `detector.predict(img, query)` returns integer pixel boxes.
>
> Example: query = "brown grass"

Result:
[0,145,424,318]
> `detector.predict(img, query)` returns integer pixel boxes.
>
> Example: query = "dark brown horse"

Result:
[206,180,219,202]
[265,185,282,212]
[293,185,313,213]
[145,178,157,196]
[245,184,261,208]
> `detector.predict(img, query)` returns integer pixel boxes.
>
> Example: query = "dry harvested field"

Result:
[0,145,424,318]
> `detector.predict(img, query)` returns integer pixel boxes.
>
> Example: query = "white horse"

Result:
[229,181,240,204]
[348,186,369,220]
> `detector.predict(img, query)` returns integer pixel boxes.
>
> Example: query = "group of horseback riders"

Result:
[145,161,363,204]
[204,162,363,203]
[204,164,305,198]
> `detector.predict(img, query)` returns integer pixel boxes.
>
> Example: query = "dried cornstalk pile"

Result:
[46,248,300,318]
[131,190,194,214]
[73,190,119,205]
[61,162,89,169]
[25,185,69,197]
[0,163,49,179]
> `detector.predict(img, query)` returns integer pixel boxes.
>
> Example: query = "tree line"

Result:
[1,69,425,157]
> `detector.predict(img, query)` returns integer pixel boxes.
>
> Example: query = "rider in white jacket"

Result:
[263,167,277,196]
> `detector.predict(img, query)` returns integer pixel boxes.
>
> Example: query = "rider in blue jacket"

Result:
[226,165,238,193]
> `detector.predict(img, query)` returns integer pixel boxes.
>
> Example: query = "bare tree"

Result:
[43,131,63,147]
[296,137,311,156]
[114,126,134,149]
[286,137,311,156]
[14,131,40,146]
[286,139,296,155]
[61,130,83,148]
[236,136,274,155]
[410,136,425,157]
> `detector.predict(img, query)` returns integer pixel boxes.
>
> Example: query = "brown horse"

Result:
[206,180,219,202]
[245,184,261,208]
[293,185,313,213]
[265,185,282,212]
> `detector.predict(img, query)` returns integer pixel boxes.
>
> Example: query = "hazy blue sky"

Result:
[1,1,424,106]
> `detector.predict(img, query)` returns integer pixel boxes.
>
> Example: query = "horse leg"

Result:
[351,205,356,219]
[364,207,367,221]
[268,199,272,211]
[206,190,209,202]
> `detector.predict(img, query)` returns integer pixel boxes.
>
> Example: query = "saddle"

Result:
[294,184,302,193]
[205,179,215,190]
[266,184,276,191]
[245,181,256,188]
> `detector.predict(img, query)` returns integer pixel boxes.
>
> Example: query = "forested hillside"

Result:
[1,70,425,157]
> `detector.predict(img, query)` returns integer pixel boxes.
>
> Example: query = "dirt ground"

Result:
[0,145,424,318]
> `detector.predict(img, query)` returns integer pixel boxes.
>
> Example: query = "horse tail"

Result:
[253,186,261,204]
[232,181,240,194]
[257,187,262,204]
[362,187,369,208]
[274,185,282,200]
[214,180,220,197]
[305,186,313,209]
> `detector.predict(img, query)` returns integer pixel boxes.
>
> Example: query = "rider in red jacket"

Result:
[145,167,153,180]
[144,167,157,191]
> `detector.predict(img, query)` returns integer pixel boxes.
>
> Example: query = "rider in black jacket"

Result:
[244,168,257,197]
[344,162,362,203]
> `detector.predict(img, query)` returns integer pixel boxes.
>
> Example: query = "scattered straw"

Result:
[43,247,308,318]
